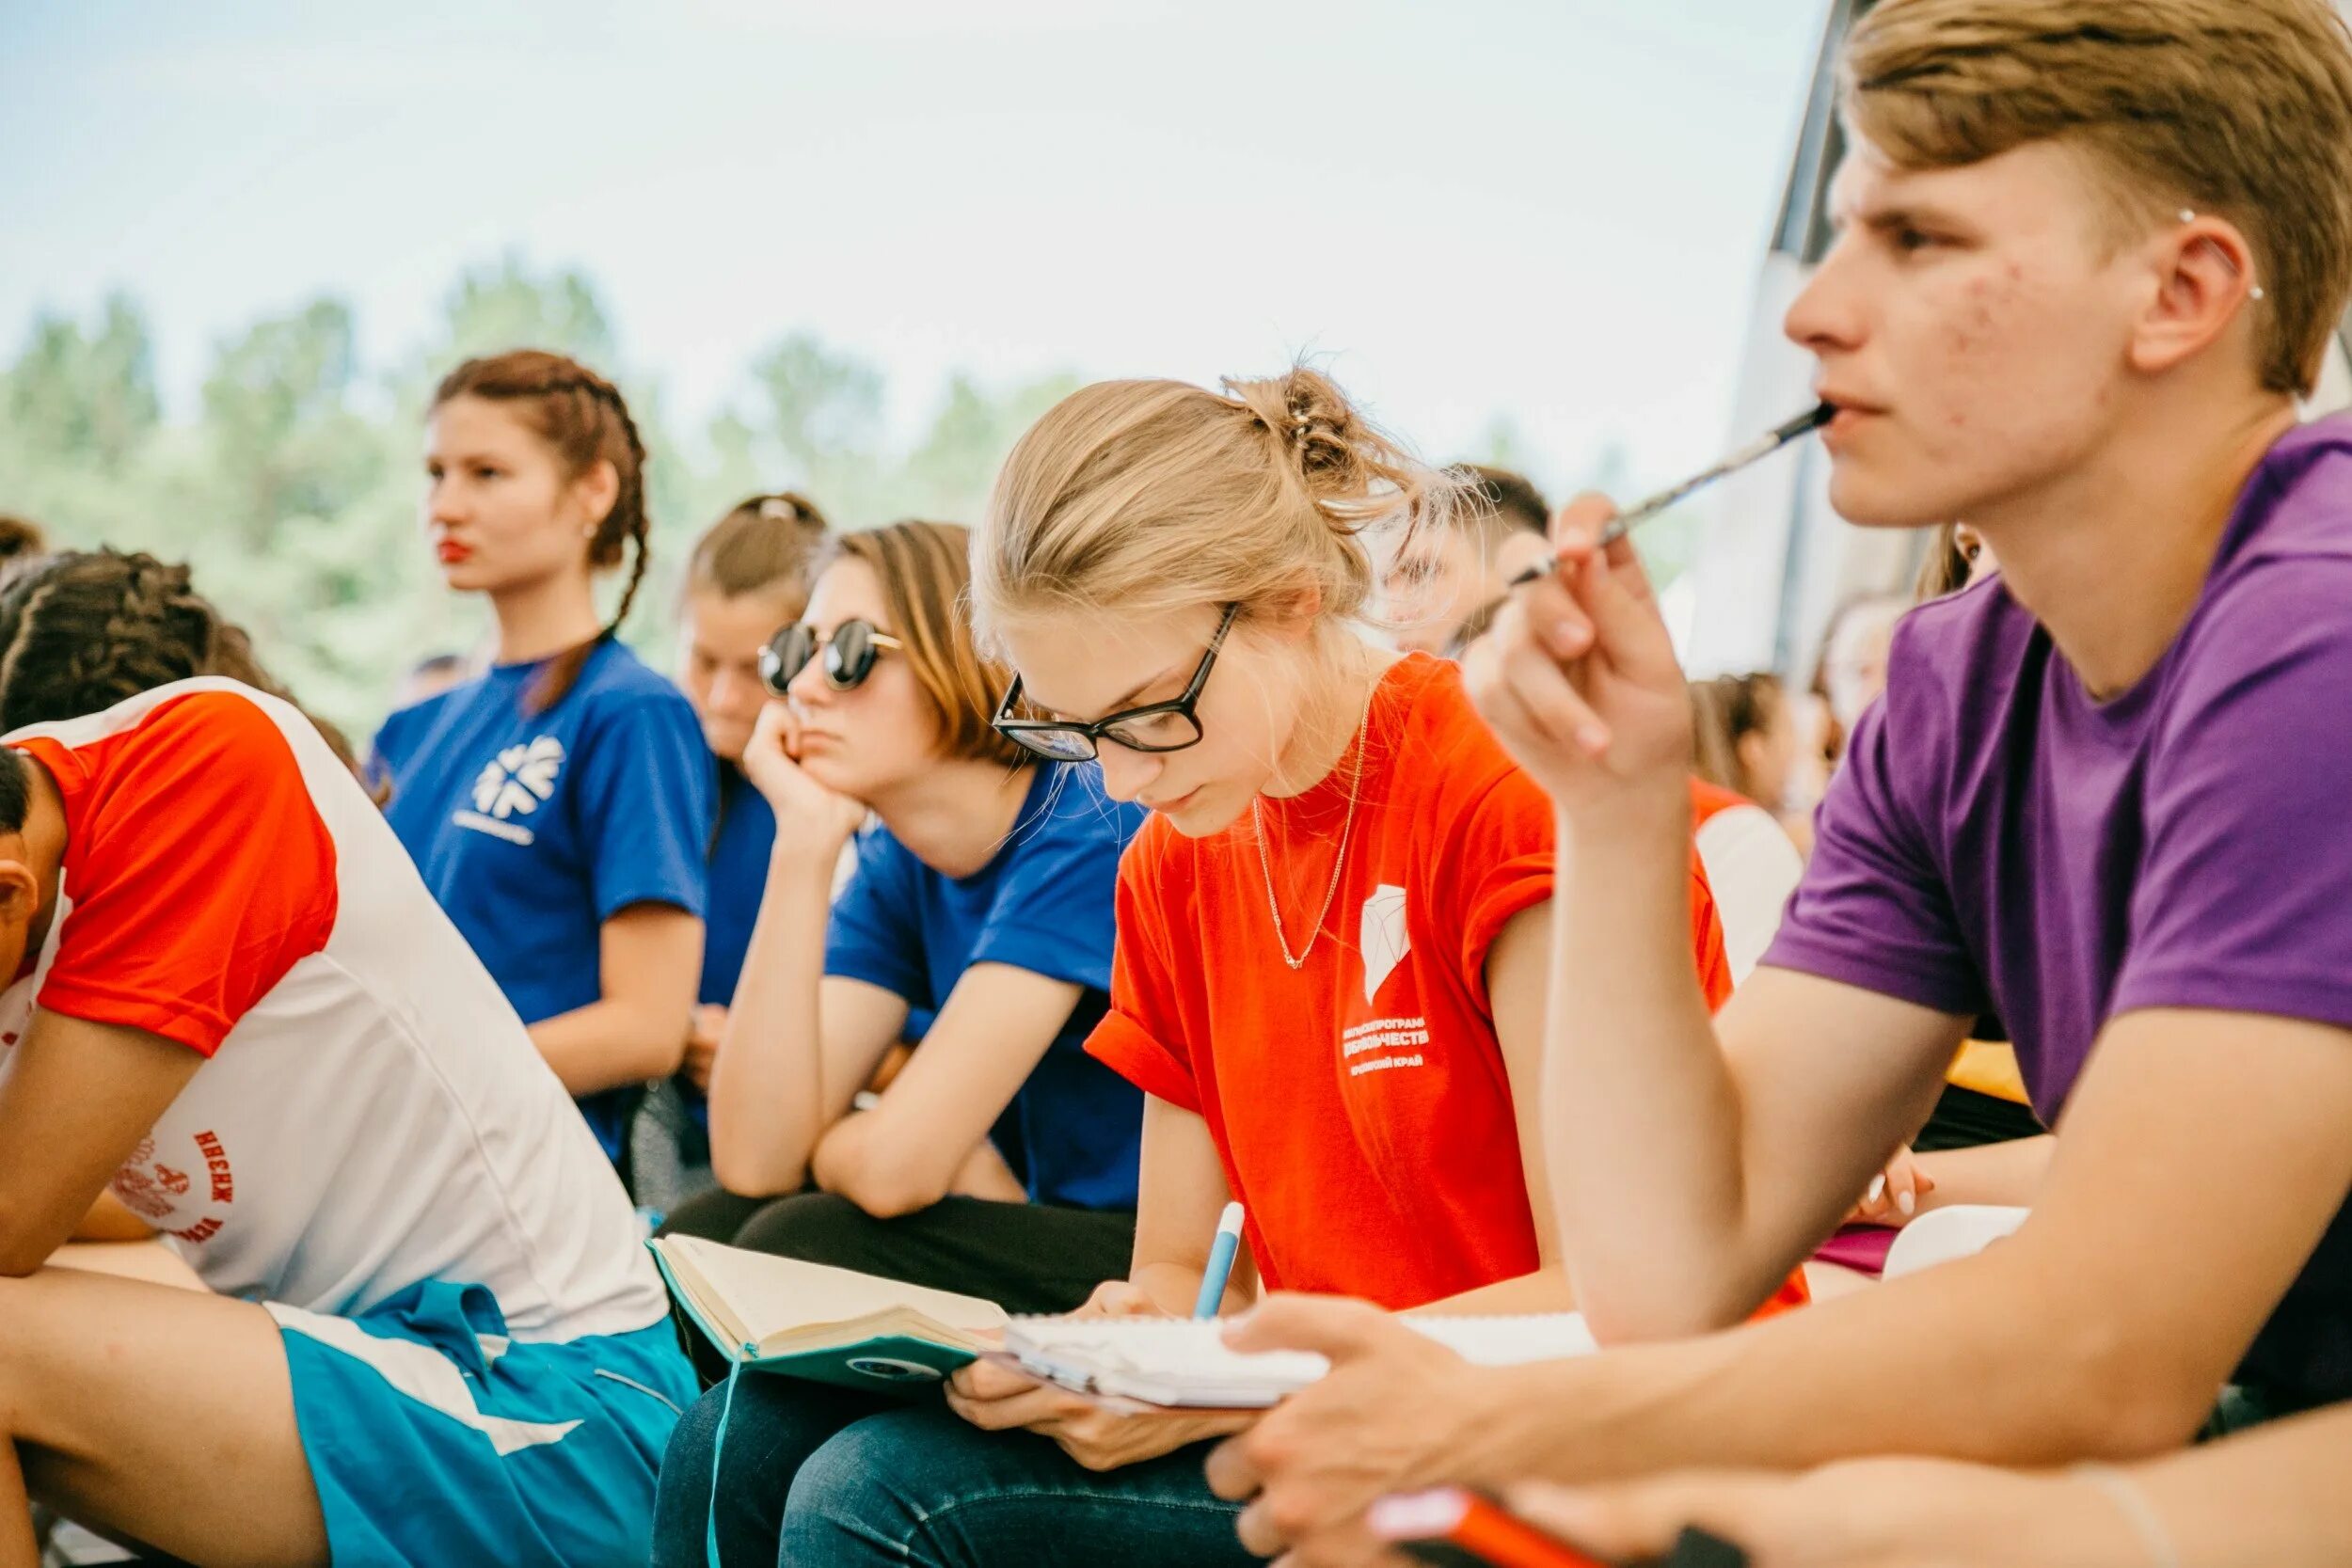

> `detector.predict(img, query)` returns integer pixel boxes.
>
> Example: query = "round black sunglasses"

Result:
[760,619,906,696]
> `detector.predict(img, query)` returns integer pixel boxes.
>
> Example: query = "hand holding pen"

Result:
[1195,1201,1246,1318]
[1504,404,1834,586]
[1374,1485,1750,1568]
[1464,404,1832,814]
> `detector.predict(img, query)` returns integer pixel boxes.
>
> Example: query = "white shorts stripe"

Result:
[267,1303,582,1457]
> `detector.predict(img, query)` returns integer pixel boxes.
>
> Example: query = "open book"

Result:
[651,1235,1007,1393]
[996,1312,1600,1410]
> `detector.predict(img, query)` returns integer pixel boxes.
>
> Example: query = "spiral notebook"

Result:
[993,1312,1599,1410]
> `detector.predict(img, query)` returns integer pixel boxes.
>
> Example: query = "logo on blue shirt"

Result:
[456,736,565,845]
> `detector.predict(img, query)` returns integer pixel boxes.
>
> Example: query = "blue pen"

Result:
[1194,1201,1246,1319]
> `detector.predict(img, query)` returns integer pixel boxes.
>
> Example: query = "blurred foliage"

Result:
[1,261,1676,741]
[0,259,1080,737]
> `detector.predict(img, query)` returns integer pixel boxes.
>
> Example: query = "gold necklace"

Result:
[1251,689,1374,971]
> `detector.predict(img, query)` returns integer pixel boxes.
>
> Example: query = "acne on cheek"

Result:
[1935,264,2037,429]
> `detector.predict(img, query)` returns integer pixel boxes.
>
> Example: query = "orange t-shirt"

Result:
[1088,654,1737,1309]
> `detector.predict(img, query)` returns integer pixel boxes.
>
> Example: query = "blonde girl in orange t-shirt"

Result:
[655,368,1761,1568]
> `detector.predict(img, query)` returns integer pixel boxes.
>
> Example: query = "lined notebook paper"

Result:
[998,1313,1599,1409]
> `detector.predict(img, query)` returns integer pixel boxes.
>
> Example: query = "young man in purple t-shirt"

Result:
[1195,1,2352,1562]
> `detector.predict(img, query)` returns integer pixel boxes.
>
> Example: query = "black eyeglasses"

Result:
[761,619,906,696]
[992,604,1238,762]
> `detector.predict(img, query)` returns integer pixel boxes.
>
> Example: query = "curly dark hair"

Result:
[0,549,364,779]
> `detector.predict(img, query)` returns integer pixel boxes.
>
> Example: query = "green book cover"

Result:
[651,1235,1006,1397]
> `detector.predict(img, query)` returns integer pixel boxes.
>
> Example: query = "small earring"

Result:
[2179,208,2198,224]
[2250,285,2267,302]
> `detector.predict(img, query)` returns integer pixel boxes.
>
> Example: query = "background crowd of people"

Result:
[5,2,2352,1566]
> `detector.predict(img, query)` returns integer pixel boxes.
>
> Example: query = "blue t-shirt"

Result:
[825,766,1146,1211]
[675,767,778,1131]
[373,639,716,1160]
[702,768,776,1008]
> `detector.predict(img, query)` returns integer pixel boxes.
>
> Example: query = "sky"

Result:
[0,0,1829,496]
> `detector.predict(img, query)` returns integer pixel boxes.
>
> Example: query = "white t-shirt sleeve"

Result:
[1693,802,1806,984]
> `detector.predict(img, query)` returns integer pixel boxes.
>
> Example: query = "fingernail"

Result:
[1577,723,1610,752]
[1554,621,1588,650]
[1897,1190,1916,1217]
[1867,1176,1885,1206]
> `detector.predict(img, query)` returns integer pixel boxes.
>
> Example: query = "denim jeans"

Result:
[651,1371,1254,1568]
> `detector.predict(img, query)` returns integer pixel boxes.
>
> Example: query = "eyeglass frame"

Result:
[759,619,907,697]
[991,603,1239,761]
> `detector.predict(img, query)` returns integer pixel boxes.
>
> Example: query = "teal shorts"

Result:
[274,1279,696,1567]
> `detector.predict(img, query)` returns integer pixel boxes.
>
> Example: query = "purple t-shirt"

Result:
[1766,414,2352,1403]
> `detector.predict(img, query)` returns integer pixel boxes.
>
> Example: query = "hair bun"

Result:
[1224,366,1371,499]
[1221,364,1458,547]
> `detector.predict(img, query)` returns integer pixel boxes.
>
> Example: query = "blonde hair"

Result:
[972,366,1454,640]
[1843,0,2352,397]
[825,521,1026,769]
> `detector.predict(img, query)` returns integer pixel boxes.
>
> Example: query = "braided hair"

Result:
[431,349,652,714]
[0,550,367,776]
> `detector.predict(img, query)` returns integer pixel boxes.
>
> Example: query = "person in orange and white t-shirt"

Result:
[689,368,1801,1568]
[0,549,692,1568]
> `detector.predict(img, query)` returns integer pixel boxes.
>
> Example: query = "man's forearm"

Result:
[2139,1401,2352,1568]
[1546,797,1758,1335]
[1456,1241,2193,1488]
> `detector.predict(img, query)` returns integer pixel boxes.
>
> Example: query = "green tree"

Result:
[730,335,1077,531]
[183,297,427,730]
[900,370,1081,522]
[2,292,161,470]
[739,334,890,523]
[426,255,621,371]
[9,269,1439,739]
[0,294,169,554]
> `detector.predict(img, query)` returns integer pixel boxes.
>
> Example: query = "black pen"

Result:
[1506,402,1836,588]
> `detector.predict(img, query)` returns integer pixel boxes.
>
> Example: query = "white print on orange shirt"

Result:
[1341,1015,1429,1077]
[113,1129,235,1244]
[1360,883,1409,1003]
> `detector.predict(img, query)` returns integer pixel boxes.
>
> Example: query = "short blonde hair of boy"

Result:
[973,366,1455,647]
[1843,0,2352,397]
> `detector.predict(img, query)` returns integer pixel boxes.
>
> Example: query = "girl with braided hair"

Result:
[373,350,716,1174]
[0,547,694,1565]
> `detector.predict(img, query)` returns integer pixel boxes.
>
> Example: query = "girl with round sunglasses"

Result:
[652,521,1149,1565]
[373,351,715,1177]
